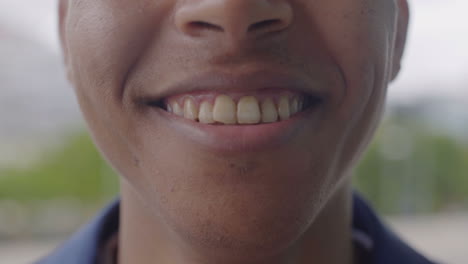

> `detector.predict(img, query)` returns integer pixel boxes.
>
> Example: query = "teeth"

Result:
[278,95,290,121]
[165,94,309,125]
[213,95,237,124]
[290,97,299,115]
[199,101,215,124]
[237,96,261,124]
[184,98,198,121]
[261,98,278,123]
[172,102,184,117]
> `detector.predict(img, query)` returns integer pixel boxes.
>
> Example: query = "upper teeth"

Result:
[166,94,305,125]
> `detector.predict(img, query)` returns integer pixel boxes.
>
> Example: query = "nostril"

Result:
[248,19,284,33]
[188,21,224,32]
[175,1,293,38]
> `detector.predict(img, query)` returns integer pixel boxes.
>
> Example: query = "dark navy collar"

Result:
[36,194,436,264]
[352,193,437,264]
[35,200,120,264]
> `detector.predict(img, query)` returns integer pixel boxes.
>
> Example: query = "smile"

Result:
[152,89,321,125]
[141,70,327,152]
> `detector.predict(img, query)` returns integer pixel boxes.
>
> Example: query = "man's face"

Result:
[60,0,407,253]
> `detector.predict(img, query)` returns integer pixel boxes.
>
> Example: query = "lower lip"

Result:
[148,106,322,154]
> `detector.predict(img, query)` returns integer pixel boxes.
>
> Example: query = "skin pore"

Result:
[58,0,408,263]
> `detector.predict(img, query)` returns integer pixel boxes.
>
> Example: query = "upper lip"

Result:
[139,69,328,105]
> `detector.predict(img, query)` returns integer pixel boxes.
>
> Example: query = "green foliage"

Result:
[354,118,468,214]
[0,132,119,203]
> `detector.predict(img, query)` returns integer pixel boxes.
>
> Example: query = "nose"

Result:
[175,0,293,40]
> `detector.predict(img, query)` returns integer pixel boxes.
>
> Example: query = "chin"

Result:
[133,145,337,260]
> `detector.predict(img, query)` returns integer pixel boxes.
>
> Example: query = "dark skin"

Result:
[58,0,409,263]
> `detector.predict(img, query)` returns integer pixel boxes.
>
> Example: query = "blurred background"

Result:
[0,0,467,263]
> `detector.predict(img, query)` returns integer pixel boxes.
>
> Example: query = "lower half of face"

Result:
[65,0,397,254]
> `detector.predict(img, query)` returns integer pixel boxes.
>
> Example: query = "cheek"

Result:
[297,0,397,172]
[64,2,172,177]
[66,1,172,107]
[300,0,396,116]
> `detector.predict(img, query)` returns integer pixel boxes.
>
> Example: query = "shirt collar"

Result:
[35,199,120,264]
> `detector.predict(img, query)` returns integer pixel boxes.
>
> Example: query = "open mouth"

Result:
[139,70,326,152]
[147,89,323,125]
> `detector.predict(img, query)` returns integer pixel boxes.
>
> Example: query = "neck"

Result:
[118,181,354,264]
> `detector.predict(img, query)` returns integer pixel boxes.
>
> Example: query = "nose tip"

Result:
[175,0,293,40]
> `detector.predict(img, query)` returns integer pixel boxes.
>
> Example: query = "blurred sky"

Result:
[0,0,467,102]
